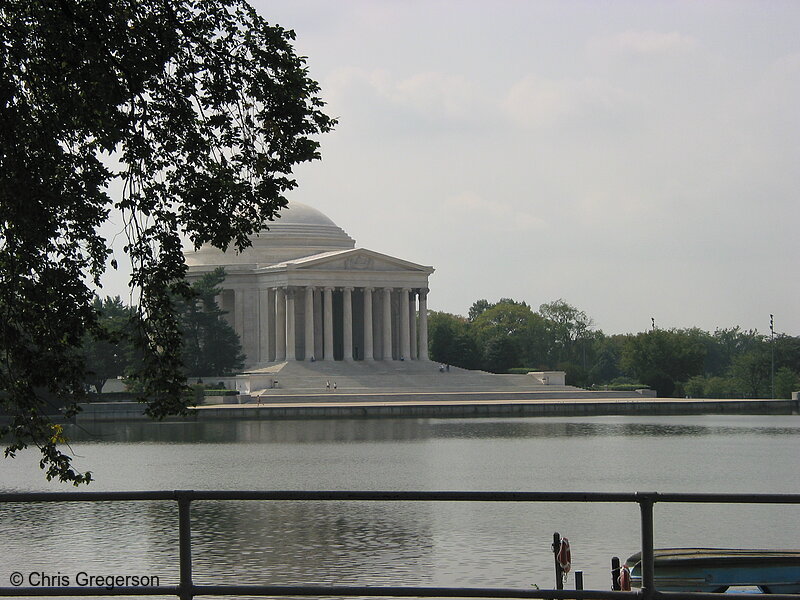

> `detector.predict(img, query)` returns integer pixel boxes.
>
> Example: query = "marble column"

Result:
[285,288,296,360]
[246,289,262,365]
[409,290,418,360]
[363,287,374,360]
[304,286,315,361]
[313,288,323,360]
[418,288,429,360]
[218,290,235,329]
[342,286,353,361]
[323,286,334,360]
[400,288,411,360]
[382,287,393,360]
[259,288,271,362]
[236,289,259,366]
[268,289,277,362]
[275,287,286,362]
[234,289,245,342]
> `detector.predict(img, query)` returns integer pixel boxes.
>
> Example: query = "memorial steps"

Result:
[233,360,643,401]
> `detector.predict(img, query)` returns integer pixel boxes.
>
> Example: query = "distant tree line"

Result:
[83,269,243,395]
[85,287,800,400]
[429,298,800,398]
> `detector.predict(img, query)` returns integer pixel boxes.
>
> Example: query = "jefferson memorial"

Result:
[185,202,434,369]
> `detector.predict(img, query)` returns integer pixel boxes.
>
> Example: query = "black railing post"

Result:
[552,532,563,590]
[611,556,620,591]
[636,492,657,600]
[177,490,194,600]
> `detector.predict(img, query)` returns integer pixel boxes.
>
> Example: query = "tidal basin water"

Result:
[2,414,800,595]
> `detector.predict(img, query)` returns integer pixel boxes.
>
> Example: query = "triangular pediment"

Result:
[281,248,433,273]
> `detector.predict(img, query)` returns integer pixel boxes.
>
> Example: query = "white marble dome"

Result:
[185,201,355,268]
[272,201,338,227]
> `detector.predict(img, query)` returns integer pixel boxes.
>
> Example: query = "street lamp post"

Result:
[770,314,775,399]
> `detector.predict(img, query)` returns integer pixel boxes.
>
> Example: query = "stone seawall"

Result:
[192,398,799,421]
[71,397,800,423]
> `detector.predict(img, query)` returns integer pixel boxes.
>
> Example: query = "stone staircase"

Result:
[237,360,600,398]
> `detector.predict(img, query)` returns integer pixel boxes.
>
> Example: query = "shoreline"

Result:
[69,396,800,423]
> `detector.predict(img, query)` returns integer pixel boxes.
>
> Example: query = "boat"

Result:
[624,548,800,594]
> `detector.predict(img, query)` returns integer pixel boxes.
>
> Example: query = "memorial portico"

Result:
[185,202,434,368]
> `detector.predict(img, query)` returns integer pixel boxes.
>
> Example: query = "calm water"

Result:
[2,415,800,595]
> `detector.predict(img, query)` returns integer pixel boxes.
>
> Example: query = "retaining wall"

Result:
[72,397,800,423]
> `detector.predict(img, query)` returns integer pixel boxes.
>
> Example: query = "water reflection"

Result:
[191,501,435,586]
[64,415,800,446]
[429,417,800,440]
[66,418,432,445]
[1,501,178,583]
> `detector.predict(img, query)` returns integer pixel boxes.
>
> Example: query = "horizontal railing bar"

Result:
[0,491,633,503]
[0,491,179,503]
[2,490,800,504]
[658,593,800,600]
[192,585,640,599]
[649,492,800,504]
[4,585,798,600]
[181,490,639,502]
[0,586,176,596]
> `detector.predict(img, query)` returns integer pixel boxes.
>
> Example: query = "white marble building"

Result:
[185,202,434,368]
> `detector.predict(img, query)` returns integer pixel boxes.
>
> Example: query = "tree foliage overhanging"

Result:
[430,298,800,400]
[0,0,334,484]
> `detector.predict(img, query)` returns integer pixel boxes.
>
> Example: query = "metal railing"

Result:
[1,490,800,600]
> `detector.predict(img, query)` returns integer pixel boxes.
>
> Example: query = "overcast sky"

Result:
[105,1,800,336]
